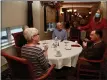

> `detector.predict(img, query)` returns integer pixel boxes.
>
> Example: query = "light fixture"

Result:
[69,9,72,12]
[60,11,64,16]
[89,11,92,14]
[67,9,72,12]
[86,15,88,17]
[74,9,77,12]
[67,9,70,12]
[74,13,77,15]
[61,12,64,14]
[79,15,82,18]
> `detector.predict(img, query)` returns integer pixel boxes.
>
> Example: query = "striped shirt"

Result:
[21,45,49,78]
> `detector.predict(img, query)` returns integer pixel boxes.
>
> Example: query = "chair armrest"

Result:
[37,64,56,80]
[1,51,28,64]
[79,57,103,63]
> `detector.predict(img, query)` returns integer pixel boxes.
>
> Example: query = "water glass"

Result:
[64,40,68,46]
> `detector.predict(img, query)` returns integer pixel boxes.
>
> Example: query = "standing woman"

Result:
[78,9,107,39]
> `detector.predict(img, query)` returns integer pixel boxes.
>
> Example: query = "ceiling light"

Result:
[89,11,92,14]
[74,9,77,12]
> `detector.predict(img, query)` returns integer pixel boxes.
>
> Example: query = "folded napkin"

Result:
[65,46,71,50]
[71,45,80,47]
[55,51,62,57]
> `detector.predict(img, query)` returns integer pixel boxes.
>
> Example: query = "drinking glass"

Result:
[64,40,68,46]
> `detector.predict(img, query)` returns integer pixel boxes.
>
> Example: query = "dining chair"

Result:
[12,32,27,57]
[76,50,106,80]
[1,51,56,80]
[14,46,21,57]
[12,32,27,47]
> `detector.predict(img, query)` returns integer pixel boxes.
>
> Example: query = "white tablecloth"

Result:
[39,40,83,69]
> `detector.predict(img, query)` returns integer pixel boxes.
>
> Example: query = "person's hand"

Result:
[43,45,48,57]
[82,41,87,48]
[44,45,48,51]
[44,51,48,57]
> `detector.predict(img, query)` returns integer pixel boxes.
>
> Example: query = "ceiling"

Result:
[40,1,101,16]
[60,1,101,15]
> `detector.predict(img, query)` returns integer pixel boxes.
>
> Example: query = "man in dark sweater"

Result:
[77,29,106,72]
[80,29,106,60]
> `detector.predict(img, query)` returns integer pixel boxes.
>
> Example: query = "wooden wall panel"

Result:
[46,6,56,23]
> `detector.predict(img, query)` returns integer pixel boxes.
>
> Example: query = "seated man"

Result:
[21,27,50,78]
[80,29,106,60]
[52,22,67,40]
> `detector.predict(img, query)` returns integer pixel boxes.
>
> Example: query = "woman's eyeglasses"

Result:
[33,33,39,37]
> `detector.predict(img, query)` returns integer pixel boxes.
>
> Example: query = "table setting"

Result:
[38,39,82,69]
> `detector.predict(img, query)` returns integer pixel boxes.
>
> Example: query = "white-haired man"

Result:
[21,28,50,78]
[52,22,67,40]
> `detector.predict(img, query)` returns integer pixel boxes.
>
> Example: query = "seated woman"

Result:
[21,27,50,78]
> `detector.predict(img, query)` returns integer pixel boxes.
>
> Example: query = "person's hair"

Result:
[22,25,29,31]
[23,28,38,41]
[95,29,103,38]
[96,8,103,14]
[94,8,103,19]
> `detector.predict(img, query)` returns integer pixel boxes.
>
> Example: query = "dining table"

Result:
[38,40,83,69]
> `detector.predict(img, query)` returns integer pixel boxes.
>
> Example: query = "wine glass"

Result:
[55,41,58,48]
[42,40,48,48]
[64,40,68,46]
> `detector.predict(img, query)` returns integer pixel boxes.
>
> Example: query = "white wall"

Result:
[32,1,52,40]
[32,1,41,31]
[2,1,27,28]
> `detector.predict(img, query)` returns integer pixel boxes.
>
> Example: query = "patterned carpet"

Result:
[1,49,107,80]
[1,63,107,80]
[1,66,77,80]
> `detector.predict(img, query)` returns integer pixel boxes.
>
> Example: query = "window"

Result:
[1,28,8,44]
[10,26,23,40]
[47,22,56,31]
[1,26,23,49]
